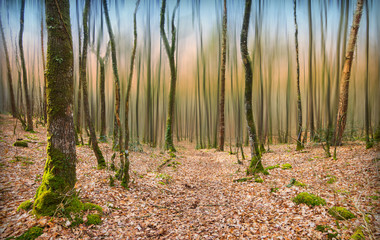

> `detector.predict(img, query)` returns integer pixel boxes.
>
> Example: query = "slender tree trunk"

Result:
[103,0,122,166]
[122,0,140,188]
[75,0,83,145]
[307,0,314,141]
[364,0,372,148]
[0,18,17,118]
[81,0,106,169]
[334,0,364,145]
[40,3,47,125]
[241,0,264,175]
[218,0,227,151]
[99,59,106,141]
[161,0,180,152]
[33,0,77,216]
[294,0,303,151]
[19,0,33,131]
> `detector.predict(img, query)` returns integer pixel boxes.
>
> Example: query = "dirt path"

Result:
[0,114,379,239]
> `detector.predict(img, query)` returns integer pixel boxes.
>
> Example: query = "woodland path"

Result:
[0,114,379,239]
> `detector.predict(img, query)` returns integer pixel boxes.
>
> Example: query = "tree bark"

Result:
[241,0,264,175]
[161,0,180,152]
[81,0,106,169]
[218,0,227,151]
[19,0,33,131]
[122,0,140,188]
[334,0,364,145]
[294,0,303,151]
[33,0,77,216]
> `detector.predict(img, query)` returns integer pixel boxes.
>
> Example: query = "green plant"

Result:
[15,226,43,240]
[292,192,326,207]
[17,200,33,212]
[328,206,355,220]
[86,214,102,225]
[281,163,292,170]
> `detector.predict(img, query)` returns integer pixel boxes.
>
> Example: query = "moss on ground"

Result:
[315,225,338,240]
[292,192,326,207]
[281,163,292,170]
[83,202,103,213]
[350,227,364,239]
[86,214,102,225]
[13,140,28,147]
[254,177,264,183]
[328,206,355,220]
[265,164,280,170]
[326,175,337,184]
[15,226,43,240]
[17,200,33,212]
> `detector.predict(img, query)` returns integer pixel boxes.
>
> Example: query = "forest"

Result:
[0,0,379,239]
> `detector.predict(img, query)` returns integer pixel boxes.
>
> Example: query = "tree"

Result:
[334,0,364,146]
[103,0,122,167]
[241,0,264,175]
[19,0,33,131]
[80,0,106,169]
[218,0,227,151]
[121,0,140,188]
[364,0,372,149]
[160,0,180,152]
[294,0,303,151]
[307,0,314,141]
[33,0,77,216]
[0,17,17,118]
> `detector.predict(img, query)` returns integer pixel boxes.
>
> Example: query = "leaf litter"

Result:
[0,114,379,239]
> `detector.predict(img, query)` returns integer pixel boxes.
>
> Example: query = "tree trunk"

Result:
[161,0,180,152]
[307,0,314,141]
[334,0,364,145]
[294,0,303,151]
[241,0,264,175]
[103,0,122,165]
[122,0,140,188]
[33,0,77,216]
[81,0,106,169]
[99,59,106,141]
[0,18,17,118]
[364,0,372,148]
[218,0,227,151]
[19,0,33,131]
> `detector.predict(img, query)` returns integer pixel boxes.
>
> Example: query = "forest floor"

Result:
[0,114,379,239]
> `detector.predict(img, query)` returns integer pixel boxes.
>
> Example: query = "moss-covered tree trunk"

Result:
[99,58,106,141]
[33,0,77,216]
[218,0,227,151]
[334,0,364,146]
[81,0,106,169]
[241,0,264,175]
[294,0,303,151]
[161,0,180,152]
[19,0,33,131]
[122,0,140,188]
[0,18,17,118]
[103,0,123,172]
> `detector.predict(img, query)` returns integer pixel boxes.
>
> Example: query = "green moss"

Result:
[254,177,264,183]
[328,206,355,220]
[265,164,280,170]
[109,175,115,187]
[350,228,364,240]
[292,192,326,207]
[294,181,307,188]
[281,163,292,170]
[246,155,264,175]
[315,225,338,240]
[326,175,337,184]
[15,226,43,240]
[369,195,379,200]
[233,176,254,182]
[270,187,279,193]
[13,140,28,147]
[83,202,103,213]
[86,214,102,225]
[17,200,33,212]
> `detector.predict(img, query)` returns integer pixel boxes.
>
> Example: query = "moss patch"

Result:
[233,176,254,182]
[265,164,280,170]
[254,177,264,183]
[328,206,355,220]
[281,163,292,170]
[294,181,307,188]
[15,226,43,240]
[83,202,103,213]
[292,192,326,207]
[350,227,364,239]
[315,225,338,240]
[326,175,337,184]
[86,214,102,225]
[13,140,28,147]
[17,200,33,212]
